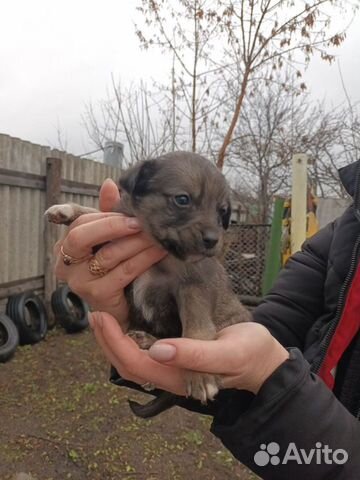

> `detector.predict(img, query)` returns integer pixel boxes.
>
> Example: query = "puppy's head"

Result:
[119,152,231,260]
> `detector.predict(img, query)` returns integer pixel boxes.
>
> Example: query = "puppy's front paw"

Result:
[185,372,221,404]
[45,203,98,225]
[44,204,78,225]
[127,330,157,350]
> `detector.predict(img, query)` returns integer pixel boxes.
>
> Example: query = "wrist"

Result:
[250,338,289,394]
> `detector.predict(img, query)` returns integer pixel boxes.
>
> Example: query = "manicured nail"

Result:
[149,343,176,362]
[88,311,102,329]
[126,217,141,229]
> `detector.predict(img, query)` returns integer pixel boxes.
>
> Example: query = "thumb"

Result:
[148,338,224,374]
[99,178,120,212]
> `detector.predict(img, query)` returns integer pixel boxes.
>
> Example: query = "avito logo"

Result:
[254,442,348,466]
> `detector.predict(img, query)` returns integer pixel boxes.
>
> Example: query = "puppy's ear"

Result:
[222,203,232,230]
[119,160,158,197]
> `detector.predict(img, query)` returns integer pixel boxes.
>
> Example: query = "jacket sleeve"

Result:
[211,348,360,479]
[253,220,335,349]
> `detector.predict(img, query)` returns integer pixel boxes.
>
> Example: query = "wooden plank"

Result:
[0,167,100,196]
[0,168,45,189]
[61,179,100,197]
[0,276,44,300]
[44,157,62,326]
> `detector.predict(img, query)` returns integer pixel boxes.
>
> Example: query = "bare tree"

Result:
[135,0,229,156]
[306,102,360,197]
[136,0,358,169]
[217,0,357,168]
[228,74,307,222]
[228,71,360,222]
[47,119,69,152]
[83,79,178,166]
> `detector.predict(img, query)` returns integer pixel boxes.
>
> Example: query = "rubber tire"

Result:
[0,314,19,362]
[6,292,48,345]
[51,285,89,333]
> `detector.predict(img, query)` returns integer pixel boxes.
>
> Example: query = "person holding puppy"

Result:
[54,161,360,479]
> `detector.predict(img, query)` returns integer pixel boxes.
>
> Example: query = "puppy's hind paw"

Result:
[127,330,157,350]
[185,372,221,404]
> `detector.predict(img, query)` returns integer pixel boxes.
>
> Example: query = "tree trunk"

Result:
[217,67,250,170]
[191,1,199,153]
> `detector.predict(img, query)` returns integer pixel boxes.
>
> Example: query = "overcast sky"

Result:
[1,0,359,157]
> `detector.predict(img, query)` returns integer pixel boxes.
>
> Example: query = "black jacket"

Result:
[113,160,360,479]
[210,160,360,479]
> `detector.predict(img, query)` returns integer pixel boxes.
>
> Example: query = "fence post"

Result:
[262,197,284,295]
[291,153,308,254]
[44,157,62,327]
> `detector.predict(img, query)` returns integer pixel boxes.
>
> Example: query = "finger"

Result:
[148,337,229,374]
[62,215,142,259]
[99,178,120,212]
[55,240,165,291]
[148,324,260,374]
[53,213,121,258]
[54,237,66,257]
[97,245,167,289]
[93,233,156,271]
[68,212,124,230]
[219,375,244,389]
[90,312,147,385]
[93,312,185,394]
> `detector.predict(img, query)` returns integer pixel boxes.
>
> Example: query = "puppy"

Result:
[46,151,251,417]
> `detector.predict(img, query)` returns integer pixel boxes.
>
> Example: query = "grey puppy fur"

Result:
[45,151,251,417]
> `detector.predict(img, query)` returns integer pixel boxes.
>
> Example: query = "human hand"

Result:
[89,310,289,395]
[54,179,166,328]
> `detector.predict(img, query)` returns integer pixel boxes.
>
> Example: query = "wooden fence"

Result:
[0,134,122,320]
[0,133,270,322]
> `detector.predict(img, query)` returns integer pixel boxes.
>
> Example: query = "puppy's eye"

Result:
[219,206,228,216]
[174,194,191,207]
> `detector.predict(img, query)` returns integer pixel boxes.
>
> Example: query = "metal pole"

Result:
[291,153,308,254]
[103,141,124,168]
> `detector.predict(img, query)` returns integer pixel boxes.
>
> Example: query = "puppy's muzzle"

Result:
[201,229,219,250]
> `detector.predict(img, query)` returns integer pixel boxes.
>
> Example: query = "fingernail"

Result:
[88,311,103,329]
[149,343,176,362]
[126,217,141,229]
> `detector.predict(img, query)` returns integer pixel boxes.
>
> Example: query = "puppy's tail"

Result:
[128,392,178,418]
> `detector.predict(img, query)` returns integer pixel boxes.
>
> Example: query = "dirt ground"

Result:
[0,327,259,480]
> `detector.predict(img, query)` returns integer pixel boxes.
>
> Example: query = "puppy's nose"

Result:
[202,229,219,249]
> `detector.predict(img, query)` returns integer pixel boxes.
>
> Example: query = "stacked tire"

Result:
[1,291,48,363]
[0,314,19,363]
[1,286,88,363]
[51,285,89,333]
[6,291,48,345]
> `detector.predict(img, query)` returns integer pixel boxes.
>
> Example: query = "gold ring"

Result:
[61,245,91,266]
[88,256,109,277]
